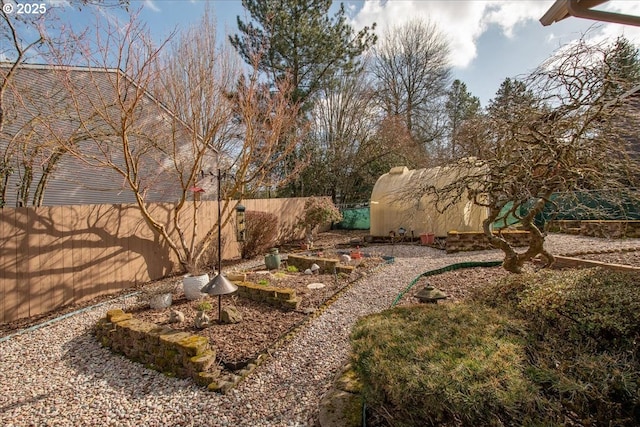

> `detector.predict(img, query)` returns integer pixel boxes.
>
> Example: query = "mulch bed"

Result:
[128,253,387,368]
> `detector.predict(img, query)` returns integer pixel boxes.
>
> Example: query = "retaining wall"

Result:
[95,309,220,388]
[549,220,640,238]
[235,282,299,310]
[446,230,530,253]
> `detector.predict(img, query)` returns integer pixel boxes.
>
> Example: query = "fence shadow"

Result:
[0,197,317,323]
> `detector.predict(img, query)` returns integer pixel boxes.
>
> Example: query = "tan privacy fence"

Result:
[0,198,312,323]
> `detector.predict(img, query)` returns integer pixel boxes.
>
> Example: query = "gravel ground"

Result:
[2,234,640,427]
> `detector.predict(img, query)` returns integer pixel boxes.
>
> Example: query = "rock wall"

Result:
[234,282,300,310]
[549,220,640,238]
[287,254,338,274]
[446,230,530,253]
[95,309,220,388]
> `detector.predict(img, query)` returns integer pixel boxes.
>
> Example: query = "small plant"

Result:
[297,197,342,248]
[196,301,213,312]
[273,272,287,279]
[257,279,269,286]
[286,265,299,273]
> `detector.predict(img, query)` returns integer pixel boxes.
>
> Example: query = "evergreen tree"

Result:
[487,78,535,120]
[607,36,640,97]
[444,79,480,160]
[230,0,376,110]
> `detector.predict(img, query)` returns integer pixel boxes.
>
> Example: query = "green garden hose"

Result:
[362,260,504,426]
[390,260,503,308]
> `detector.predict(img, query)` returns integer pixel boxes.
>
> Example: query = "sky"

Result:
[47,0,640,107]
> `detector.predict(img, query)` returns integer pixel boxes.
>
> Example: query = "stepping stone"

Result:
[307,283,325,290]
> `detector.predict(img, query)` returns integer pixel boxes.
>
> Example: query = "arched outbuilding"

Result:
[369,166,488,238]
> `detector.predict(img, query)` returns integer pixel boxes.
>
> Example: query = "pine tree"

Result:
[444,79,480,160]
[607,36,640,97]
[230,0,376,110]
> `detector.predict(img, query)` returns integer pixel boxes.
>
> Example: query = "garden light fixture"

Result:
[201,167,238,322]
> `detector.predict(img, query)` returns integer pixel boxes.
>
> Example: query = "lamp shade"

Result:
[201,274,238,296]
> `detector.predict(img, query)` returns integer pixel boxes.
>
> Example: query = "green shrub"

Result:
[240,211,278,259]
[475,268,640,350]
[286,265,299,273]
[297,197,342,242]
[350,304,546,427]
[352,268,640,426]
[196,301,212,312]
[475,268,640,426]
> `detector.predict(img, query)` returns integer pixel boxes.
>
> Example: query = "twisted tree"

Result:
[414,35,640,272]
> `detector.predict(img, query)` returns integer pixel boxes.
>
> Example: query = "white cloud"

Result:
[144,0,161,13]
[352,1,551,68]
[351,1,640,69]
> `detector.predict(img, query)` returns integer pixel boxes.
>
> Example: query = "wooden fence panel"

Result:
[0,209,17,322]
[59,205,76,307]
[0,197,322,323]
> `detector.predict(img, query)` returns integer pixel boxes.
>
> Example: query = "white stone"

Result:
[168,310,185,323]
[307,283,325,290]
[149,293,172,310]
[339,254,351,263]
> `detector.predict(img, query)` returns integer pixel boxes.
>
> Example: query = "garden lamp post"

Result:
[201,168,239,322]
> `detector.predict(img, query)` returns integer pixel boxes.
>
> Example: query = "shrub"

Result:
[196,301,212,312]
[240,211,278,259]
[350,304,545,427]
[353,268,640,426]
[298,197,342,243]
[473,268,640,426]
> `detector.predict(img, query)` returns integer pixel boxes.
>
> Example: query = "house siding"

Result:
[0,63,210,207]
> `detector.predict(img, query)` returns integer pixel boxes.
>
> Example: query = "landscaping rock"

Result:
[318,364,364,427]
[318,390,362,427]
[169,310,185,323]
[221,306,243,324]
[194,311,211,329]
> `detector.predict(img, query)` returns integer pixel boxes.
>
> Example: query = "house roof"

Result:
[540,0,640,27]
[0,63,216,207]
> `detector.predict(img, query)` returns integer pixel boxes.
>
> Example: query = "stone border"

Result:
[235,282,300,310]
[211,255,396,394]
[549,220,640,238]
[446,230,530,253]
[95,309,221,388]
[94,256,395,394]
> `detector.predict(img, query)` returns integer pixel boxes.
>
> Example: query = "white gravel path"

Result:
[2,234,639,427]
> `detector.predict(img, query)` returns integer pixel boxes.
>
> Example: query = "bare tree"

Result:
[153,6,240,160]
[415,35,640,273]
[58,14,302,274]
[0,0,129,206]
[372,19,451,163]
